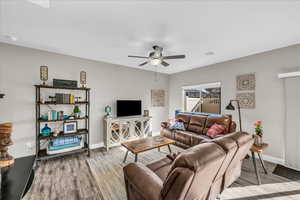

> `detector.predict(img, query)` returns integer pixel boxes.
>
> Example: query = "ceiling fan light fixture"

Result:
[150,58,162,66]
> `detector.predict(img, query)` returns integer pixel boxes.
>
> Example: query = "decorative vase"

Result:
[73,105,81,118]
[254,134,263,146]
[41,124,51,136]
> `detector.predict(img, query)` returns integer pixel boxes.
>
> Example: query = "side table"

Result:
[250,143,268,185]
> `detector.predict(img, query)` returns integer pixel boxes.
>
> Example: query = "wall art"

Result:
[236,73,255,91]
[236,92,255,109]
[151,89,165,107]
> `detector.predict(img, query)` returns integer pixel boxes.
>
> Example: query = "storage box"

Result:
[53,79,77,88]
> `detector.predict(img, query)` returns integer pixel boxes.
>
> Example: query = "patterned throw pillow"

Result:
[169,122,185,131]
[207,123,226,138]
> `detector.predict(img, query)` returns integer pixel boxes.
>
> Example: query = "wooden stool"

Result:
[250,143,268,185]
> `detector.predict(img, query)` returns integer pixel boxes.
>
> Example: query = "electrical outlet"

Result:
[26,142,34,150]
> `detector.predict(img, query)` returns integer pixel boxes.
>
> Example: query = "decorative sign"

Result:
[236,92,255,109]
[151,89,165,107]
[236,73,255,91]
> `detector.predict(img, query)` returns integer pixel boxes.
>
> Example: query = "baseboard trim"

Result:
[262,154,284,165]
[90,142,104,149]
[250,153,284,165]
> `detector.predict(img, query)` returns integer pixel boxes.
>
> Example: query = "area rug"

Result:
[25,155,103,200]
[273,164,300,181]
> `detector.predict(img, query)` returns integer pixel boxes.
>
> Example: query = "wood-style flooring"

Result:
[25,146,300,200]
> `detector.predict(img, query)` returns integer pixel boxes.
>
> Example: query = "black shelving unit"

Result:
[35,85,90,161]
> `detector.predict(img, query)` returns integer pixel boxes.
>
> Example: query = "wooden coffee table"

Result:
[121,136,175,163]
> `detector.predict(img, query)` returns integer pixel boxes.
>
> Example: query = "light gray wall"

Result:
[169,44,300,160]
[0,43,169,158]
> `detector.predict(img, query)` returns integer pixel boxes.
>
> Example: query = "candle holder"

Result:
[80,71,87,88]
[40,65,48,85]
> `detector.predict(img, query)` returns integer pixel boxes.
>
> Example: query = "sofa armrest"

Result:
[229,121,237,133]
[123,163,163,200]
[166,152,181,161]
[161,122,170,128]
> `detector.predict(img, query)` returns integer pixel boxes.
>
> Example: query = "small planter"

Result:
[254,121,263,146]
[254,135,263,146]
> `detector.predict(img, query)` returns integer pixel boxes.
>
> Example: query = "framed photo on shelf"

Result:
[64,121,77,134]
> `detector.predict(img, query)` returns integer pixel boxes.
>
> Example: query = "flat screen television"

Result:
[117,100,142,117]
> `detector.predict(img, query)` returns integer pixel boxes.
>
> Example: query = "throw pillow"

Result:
[169,122,185,131]
[207,123,226,138]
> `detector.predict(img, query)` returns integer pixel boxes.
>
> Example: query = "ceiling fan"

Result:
[128,45,186,67]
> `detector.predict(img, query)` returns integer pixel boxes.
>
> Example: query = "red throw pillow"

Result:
[207,123,226,139]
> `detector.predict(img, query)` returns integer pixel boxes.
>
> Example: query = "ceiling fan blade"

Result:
[161,61,170,67]
[128,55,148,59]
[163,55,186,59]
[139,61,148,66]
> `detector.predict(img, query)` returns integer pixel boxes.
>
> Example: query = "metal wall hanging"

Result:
[236,92,256,109]
[236,73,255,91]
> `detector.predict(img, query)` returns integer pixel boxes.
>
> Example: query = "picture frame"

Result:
[63,121,77,134]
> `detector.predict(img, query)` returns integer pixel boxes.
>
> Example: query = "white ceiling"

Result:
[1,0,300,74]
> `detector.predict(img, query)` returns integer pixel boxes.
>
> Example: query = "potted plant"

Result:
[254,121,263,146]
[73,105,81,118]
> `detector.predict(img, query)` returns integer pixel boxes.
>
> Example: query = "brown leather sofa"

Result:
[161,113,237,149]
[123,132,254,200]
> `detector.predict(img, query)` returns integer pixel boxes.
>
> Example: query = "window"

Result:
[182,82,221,114]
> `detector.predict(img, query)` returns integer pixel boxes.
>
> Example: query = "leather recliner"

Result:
[123,132,254,200]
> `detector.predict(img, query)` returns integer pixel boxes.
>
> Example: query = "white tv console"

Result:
[103,115,152,151]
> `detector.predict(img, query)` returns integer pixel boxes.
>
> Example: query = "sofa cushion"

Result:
[175,114,191,129]
[147,157,173,181]
[203,116,231,135]
[207,123,226,138]
[186,115,207,135]
[169,122,185,131]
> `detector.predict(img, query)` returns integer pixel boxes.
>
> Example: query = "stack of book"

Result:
[47,110,64,121]
[55,93,75,104]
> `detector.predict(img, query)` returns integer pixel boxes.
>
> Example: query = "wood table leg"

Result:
[258,153,268,174]
[123,150,129,163]
[252,152,261,185]
[134,154,138,162]
[168,145,172,153]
